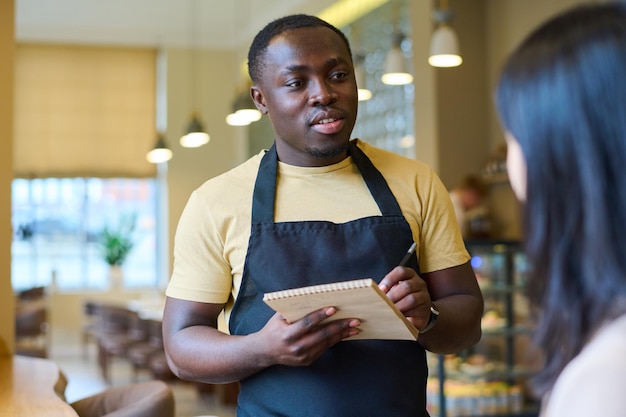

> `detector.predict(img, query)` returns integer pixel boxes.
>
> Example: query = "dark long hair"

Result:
[496,2,626,397]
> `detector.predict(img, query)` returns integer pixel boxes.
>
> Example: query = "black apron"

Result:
[230,140,428,416]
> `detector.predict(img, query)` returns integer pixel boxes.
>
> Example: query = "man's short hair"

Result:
[458,175,488,198]
[247,14,353,83]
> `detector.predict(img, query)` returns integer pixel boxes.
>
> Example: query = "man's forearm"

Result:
[417,293,483,354]
[165,326,271,384]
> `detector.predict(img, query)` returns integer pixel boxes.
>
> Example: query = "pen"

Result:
[399,242,417,266]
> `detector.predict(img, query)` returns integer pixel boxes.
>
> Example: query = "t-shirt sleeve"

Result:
[165,190,232,304]
[417,169,469,273]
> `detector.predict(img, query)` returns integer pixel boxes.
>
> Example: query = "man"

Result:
[449,174,489,238]
[163,14,483,416]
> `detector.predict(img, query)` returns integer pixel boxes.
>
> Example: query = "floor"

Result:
[51,343,237,417]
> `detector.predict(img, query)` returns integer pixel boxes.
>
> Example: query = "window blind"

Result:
[14,44,157,178]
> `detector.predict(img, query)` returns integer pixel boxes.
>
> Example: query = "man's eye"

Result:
[286,80,302,87]
[331,72,348,81]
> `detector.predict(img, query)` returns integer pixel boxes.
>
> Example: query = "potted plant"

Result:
[100,214,136,288]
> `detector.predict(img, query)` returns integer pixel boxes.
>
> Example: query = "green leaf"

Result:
[100,213,136,266]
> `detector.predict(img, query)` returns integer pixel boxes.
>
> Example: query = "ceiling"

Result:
[15,0,337,50]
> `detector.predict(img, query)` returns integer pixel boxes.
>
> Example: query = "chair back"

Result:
[17,286,46,300]
[15,292,49,358]
[96,305,135,335]
[147,319,164,348]
[15,300,48,337]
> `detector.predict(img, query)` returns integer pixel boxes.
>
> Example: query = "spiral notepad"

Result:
[263,278,419,341]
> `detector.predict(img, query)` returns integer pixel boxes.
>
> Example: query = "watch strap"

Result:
[419,305,440,334]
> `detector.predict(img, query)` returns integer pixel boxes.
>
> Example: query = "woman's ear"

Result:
[251,87,268,115]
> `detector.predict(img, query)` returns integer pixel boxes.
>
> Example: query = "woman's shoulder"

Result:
[543,314,626,416]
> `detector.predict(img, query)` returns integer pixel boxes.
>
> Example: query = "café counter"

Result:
[0,355,78,417]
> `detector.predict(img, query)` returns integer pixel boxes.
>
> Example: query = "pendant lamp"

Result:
[226,89,262,127]
[147,51,171,164]
[146,133,173,163]
[381,32,413,86]
[180,0,210,147]
[429,1,462,68]
[180,112,210,147]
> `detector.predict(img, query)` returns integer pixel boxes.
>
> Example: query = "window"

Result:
[349,0,415,158]
[11,44,162,292]
[11,178,158,291]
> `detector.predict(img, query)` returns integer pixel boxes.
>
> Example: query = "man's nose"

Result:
[308,80,337,106]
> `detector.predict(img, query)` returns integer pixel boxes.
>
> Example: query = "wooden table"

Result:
[0,355,78,417]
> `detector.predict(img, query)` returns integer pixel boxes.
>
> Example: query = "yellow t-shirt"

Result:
[166,139,469,324]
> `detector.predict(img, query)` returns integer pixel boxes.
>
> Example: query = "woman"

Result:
[495,3,626,416]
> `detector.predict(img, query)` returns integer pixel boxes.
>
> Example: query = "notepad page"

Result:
[263,278,419,341]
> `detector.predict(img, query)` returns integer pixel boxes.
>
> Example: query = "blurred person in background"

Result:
[449,174,489,238]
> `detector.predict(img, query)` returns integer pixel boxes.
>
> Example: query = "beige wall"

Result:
[482,0,594,238]
[486,0,596,150]
[436,0,490,189]
[164,47,242,269]
[410,0,439,173]
[432,0,591,188]
[0,0,15,356]
[426,0,592,238]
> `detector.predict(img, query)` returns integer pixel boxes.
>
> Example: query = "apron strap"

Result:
[251,143,279,224]
[251,140,403,223]
[348,140,404,217]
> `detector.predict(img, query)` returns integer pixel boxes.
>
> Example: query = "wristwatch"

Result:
[419,304,440,334]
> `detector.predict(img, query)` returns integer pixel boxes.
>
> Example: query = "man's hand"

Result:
[378,266,432,330]
[162,297,360,384]
[378,261,483,353]
[257,307,360,367]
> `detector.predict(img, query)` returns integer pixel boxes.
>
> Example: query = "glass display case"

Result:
[426,240,542,417]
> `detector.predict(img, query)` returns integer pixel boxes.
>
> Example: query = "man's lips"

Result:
[310,111,346,135]
[311,117,345,134]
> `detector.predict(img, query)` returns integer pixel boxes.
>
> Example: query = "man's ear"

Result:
[251,86,268,115]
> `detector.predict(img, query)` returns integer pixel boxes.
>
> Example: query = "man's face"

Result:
[251,26,358,167]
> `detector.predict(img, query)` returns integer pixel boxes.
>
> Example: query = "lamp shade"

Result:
[381,46,413,85]
[146,134,172,163]
[429,25,463,67]
[225,113,249,126]
[180,113,210,148]
[226,91,262,126]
